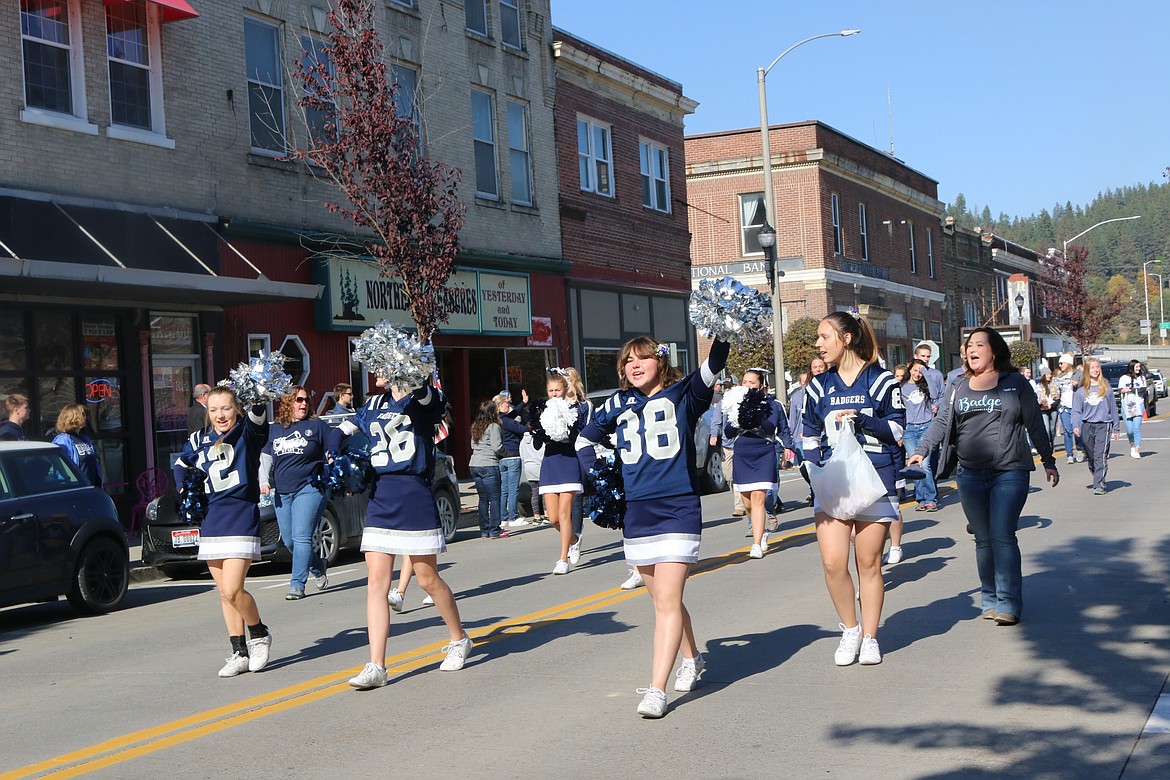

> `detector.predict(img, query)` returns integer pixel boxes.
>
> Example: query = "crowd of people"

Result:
[0,316,1159,719]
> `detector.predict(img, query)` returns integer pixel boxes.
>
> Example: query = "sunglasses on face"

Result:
[294,396,309,403]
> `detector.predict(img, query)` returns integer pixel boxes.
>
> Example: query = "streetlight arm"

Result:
[1062,215,1141,253]
[761,30,861,77]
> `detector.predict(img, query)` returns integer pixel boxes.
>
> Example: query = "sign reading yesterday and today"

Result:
[315,256,532,335]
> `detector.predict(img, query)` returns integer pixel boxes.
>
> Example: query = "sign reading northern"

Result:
[315,256,531,335]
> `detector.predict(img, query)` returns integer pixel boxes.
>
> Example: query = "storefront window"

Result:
[38,376,79,437]
[85,376,123,432]
[36,310,74,370]
[82,317,120,370]
[0,311,28,371]
[504,349,554,402]
[151,315,198,354]
[584,348,620,394]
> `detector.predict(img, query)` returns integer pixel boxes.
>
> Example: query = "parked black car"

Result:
[141,423,461,575]
[0,441,130,613]
[1100,361,1158,416]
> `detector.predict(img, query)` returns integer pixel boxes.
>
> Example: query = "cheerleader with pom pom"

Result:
[174,385,273,678]
[326,371,473,689]
[538,367,590,575]
[576,335,729,718]
[723,370,792,559]
[258,386,330,601]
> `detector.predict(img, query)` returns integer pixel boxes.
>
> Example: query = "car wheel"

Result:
[66,536,129,614]
[313,509,341,566]
[702,449,728,494]
[436,489,459,543]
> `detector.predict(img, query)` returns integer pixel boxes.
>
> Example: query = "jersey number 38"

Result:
[616,398,680,464]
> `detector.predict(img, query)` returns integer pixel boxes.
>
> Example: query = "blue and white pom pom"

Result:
[225,351,294,407]
[539,397,578,442]
[352,319,435,391]
[585,453,625,530]
[721,385,748,422]
[178,468,208,526]
[689,275,773,342]
[324,448,375,495]
[721,385,771,432]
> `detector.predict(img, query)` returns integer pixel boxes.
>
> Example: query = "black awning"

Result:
[0,195,321,308]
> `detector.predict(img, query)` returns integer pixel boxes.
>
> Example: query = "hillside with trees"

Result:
[944,179,1170,343]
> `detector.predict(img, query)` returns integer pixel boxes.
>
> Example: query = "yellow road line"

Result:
[2,509,898,779]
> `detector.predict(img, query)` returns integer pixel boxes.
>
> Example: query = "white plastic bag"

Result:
[806,417,888,520]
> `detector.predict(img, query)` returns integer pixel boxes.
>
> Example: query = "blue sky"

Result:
[550,0,1168,219]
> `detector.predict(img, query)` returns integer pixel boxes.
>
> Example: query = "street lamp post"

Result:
[1151,272,1166,346]
[1143,259,1161,349]
[1059,215,1141,352]
[757,28,860,402]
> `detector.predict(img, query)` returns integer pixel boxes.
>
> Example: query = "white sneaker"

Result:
[620,569,644,590]
[760,531,769,550]
[246,634,272,672]
[388,587,404,613]
[552,559,570,575]
[885,546,904,564]
[218,652,250,678]
[834,624,862,666]
[314,568,329,591]
[748,544,763,559]
[348,662,388,689]
[568,536,582,565]
[674,654,705,692]
[636,686,668,718]
[859,634,882,665]
[1132,448,1141,459]
[439,634,473,671]
[422,594,435,606]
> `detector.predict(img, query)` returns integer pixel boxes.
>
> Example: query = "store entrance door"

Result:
[153,358,199,468]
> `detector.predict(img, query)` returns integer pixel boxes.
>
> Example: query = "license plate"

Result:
[172,529,200,548]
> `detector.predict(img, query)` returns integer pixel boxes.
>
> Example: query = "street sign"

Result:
[1141,327,1152,335]
[1140,320,1151,327]
[1160,322,1170,330]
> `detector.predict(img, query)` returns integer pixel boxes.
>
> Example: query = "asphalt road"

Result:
[4,421,1170,779]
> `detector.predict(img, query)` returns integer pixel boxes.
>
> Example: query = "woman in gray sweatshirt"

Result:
[469,400,507,538]
[1071,359,1119,495]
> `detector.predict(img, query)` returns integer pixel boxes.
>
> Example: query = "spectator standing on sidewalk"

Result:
[495,390,528,527]
[186,384,211,437]
[469,400,506,538]
[1118,359,1148,459]
[519,430,545,524]
[0,394,30,441]
[910,328,1058,626]
[1072,359,1119,495]
[709,376,743,517]
[53,404,102,488]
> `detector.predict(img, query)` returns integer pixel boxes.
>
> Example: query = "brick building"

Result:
[685,120,948,379]
[552,29,698,392]
[1,0,569,486]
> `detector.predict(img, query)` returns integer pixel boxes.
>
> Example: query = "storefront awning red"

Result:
[103,0,199,23]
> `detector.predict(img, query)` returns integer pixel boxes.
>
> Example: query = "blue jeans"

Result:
[1124,416,1142,447]
[470,465,503,537]
[902,422,937,504]
[499,457,522,522]
[955,466,1030,617]
[274,484,328,591]
[1058,408,1081,456]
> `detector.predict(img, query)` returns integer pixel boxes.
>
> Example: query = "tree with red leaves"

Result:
[291,0,465,342]
[1039,245,1125,356]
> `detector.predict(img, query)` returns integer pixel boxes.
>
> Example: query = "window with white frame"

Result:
[830,193,842,255]
[577,116,613,197]
[908,221,917,273]
[739,192,766,255]
[926,227,935,278]
[963,299,978,328]
[640,139,670,213]
[299,34,335,147]
[500,0,522,49]
[507,100,532,205]
[466,0,488,36]
[858,203,869,261]
[105,0,165,134]
[20,0,88,120]
[244,17,285,154]
[471,88,498,199]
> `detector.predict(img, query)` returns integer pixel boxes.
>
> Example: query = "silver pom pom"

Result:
[226,351,294,407]
[352,319,435,391]
[689,276,773,342]
[540,397,578,442]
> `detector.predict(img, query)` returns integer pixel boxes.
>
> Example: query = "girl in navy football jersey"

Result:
[577,336,729,718]
[724,370,792,559]
[260,386,331,601]
[802,312,906,667]
[540,368,590,575]
[174,386,272,678]
[326,377,472,690]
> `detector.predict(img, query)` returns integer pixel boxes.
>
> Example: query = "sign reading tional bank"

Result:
[314,255,532,336]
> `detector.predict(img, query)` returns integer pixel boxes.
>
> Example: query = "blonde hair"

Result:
[547,367,586,401]
[1080,360,1110,396]
[55,403,87,435]
[4,394,28,415]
